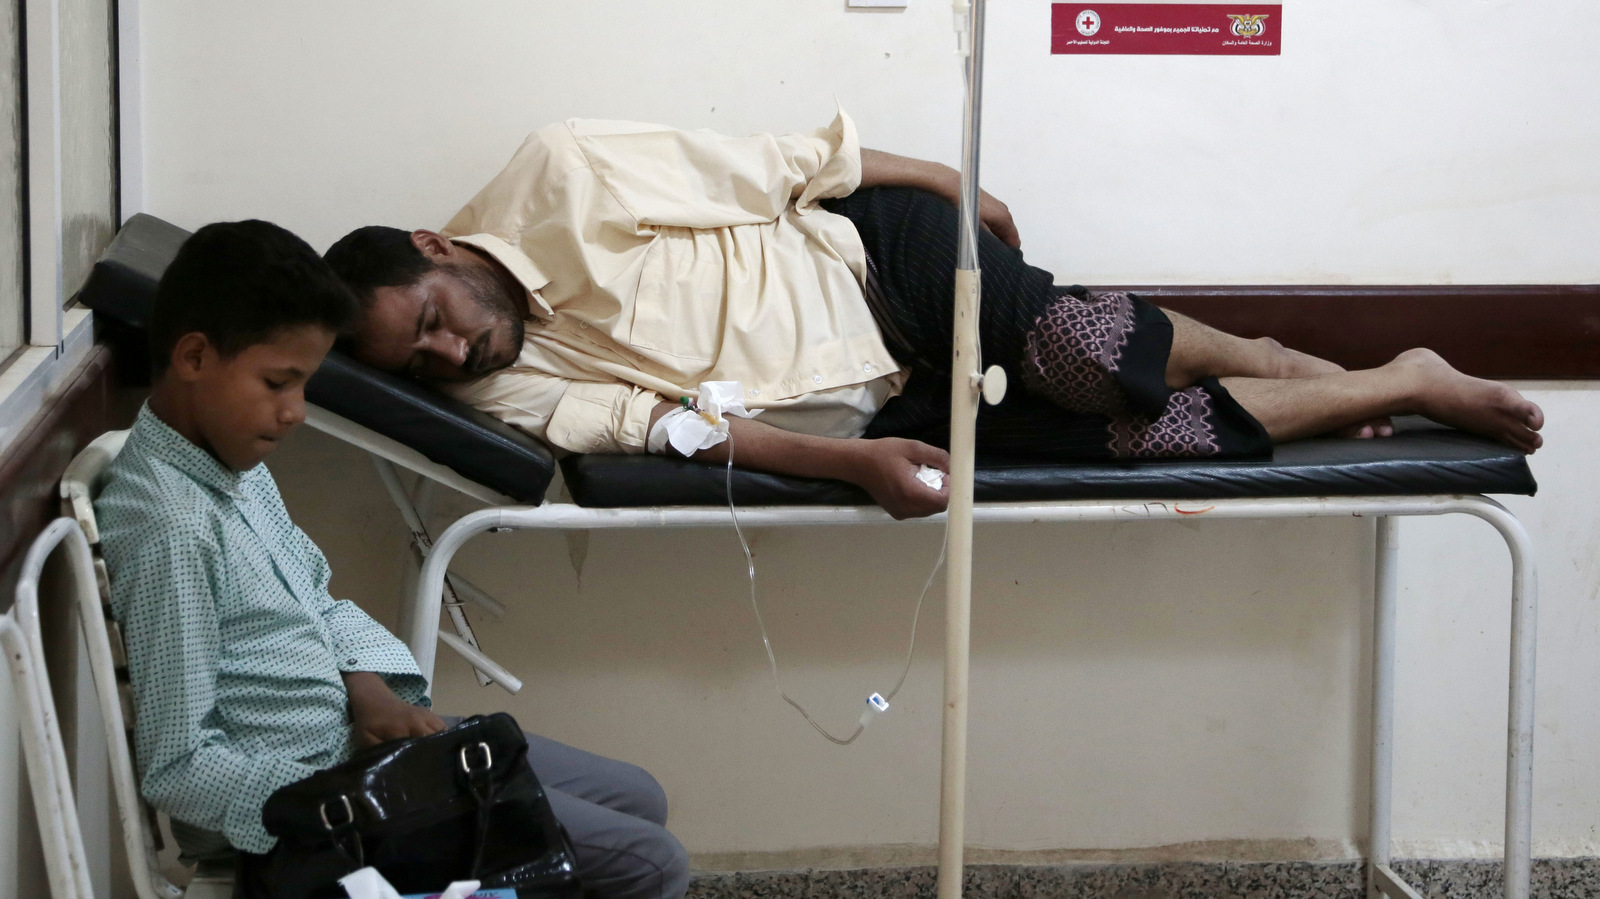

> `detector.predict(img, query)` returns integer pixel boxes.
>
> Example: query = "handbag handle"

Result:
[460,741,498,878]
[312,737,505,882]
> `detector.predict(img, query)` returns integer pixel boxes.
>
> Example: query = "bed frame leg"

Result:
[1373,500,1537,899]
[373,457,500,687]
[1473,503,1539,899]
[1368,516,1398,898]
[409,508,508,686]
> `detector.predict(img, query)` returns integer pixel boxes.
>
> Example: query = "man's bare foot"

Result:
[1390,348,1544,453]
[1262,340,1394,438]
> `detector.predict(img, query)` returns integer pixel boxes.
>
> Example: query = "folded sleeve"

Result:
[113,534,316,854]
[453,370,662,455]
[284,522,430,704]
[321,600,430,706]
[545,380,663,454]
[575,109,861,229]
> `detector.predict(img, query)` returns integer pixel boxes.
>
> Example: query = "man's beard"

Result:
[446,261,526,375]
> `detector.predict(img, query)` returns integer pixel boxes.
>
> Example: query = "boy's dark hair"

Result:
[149,220,358,377]
[322,225,435,306]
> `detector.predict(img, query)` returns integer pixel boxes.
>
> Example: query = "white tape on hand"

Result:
[647,406,725,456]
[698,381,758,420]
[647,381,762,456]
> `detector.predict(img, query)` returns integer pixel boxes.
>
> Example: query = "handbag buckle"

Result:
[320,793,366,869]
[319,794,355,832]
[460,741,493,775]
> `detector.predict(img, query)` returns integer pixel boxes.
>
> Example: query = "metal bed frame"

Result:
[298,403,1539,899]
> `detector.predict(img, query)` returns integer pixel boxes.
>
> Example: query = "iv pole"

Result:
[939,2,998,897]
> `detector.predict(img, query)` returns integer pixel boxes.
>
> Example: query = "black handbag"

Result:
[243,713,583,899]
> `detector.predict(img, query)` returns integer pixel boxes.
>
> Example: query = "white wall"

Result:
[135,0,1600,865]
[135,0,1600,284]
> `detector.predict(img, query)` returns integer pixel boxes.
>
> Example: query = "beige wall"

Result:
[135,1,1600,284]
[130,0,1600,867]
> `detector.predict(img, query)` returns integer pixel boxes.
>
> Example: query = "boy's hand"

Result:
[342,671,447,748]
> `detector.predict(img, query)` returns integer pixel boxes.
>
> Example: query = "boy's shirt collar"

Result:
[133,403,258,497]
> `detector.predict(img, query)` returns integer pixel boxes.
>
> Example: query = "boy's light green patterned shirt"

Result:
[95,404,429,854]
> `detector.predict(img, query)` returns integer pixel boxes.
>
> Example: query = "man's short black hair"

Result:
[149,220,358,377]
[323,225,435,305]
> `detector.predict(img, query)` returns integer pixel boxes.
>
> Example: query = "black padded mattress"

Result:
[559,421,1535,507]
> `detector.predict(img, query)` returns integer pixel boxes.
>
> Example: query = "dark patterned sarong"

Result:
[820,187,1269,461]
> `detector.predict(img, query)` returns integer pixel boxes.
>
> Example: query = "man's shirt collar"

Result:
[131,402,254,497]
[449,233,555,319]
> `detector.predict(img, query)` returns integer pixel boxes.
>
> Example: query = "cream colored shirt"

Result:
[440,111,904,454]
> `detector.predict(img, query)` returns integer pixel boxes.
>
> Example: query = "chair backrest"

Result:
[60,430,187,899]
[2,519,98,899]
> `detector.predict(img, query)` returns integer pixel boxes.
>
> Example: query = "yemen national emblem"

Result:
[1227,14,1268,37]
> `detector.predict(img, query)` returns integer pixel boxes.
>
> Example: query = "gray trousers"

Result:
[440,716,690,899]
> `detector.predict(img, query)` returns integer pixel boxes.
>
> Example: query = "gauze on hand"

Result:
[647,381,761,456]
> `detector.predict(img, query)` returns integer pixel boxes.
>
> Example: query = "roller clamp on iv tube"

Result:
[860,693,892,729]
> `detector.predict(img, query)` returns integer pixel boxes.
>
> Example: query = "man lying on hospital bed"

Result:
[324,111,1544,520]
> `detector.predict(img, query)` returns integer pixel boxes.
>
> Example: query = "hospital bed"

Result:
[77,213,1540,899]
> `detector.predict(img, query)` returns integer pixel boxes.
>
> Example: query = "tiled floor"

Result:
[687,859,1600,899]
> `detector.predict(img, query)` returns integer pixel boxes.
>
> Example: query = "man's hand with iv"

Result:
[647,401,950,519]
[342,671,447,748]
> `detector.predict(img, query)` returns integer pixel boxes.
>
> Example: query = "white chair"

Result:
[60,431,232,899]
[3,518,98,899]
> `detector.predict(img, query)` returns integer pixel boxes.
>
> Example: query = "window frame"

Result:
[0,0,117,459]
[24,0,64,350]
[1,0,25,361]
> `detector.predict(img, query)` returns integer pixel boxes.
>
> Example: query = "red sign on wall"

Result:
[1052,4,1281,55]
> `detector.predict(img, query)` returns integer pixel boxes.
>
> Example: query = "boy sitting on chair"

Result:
[94,220,689,899]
